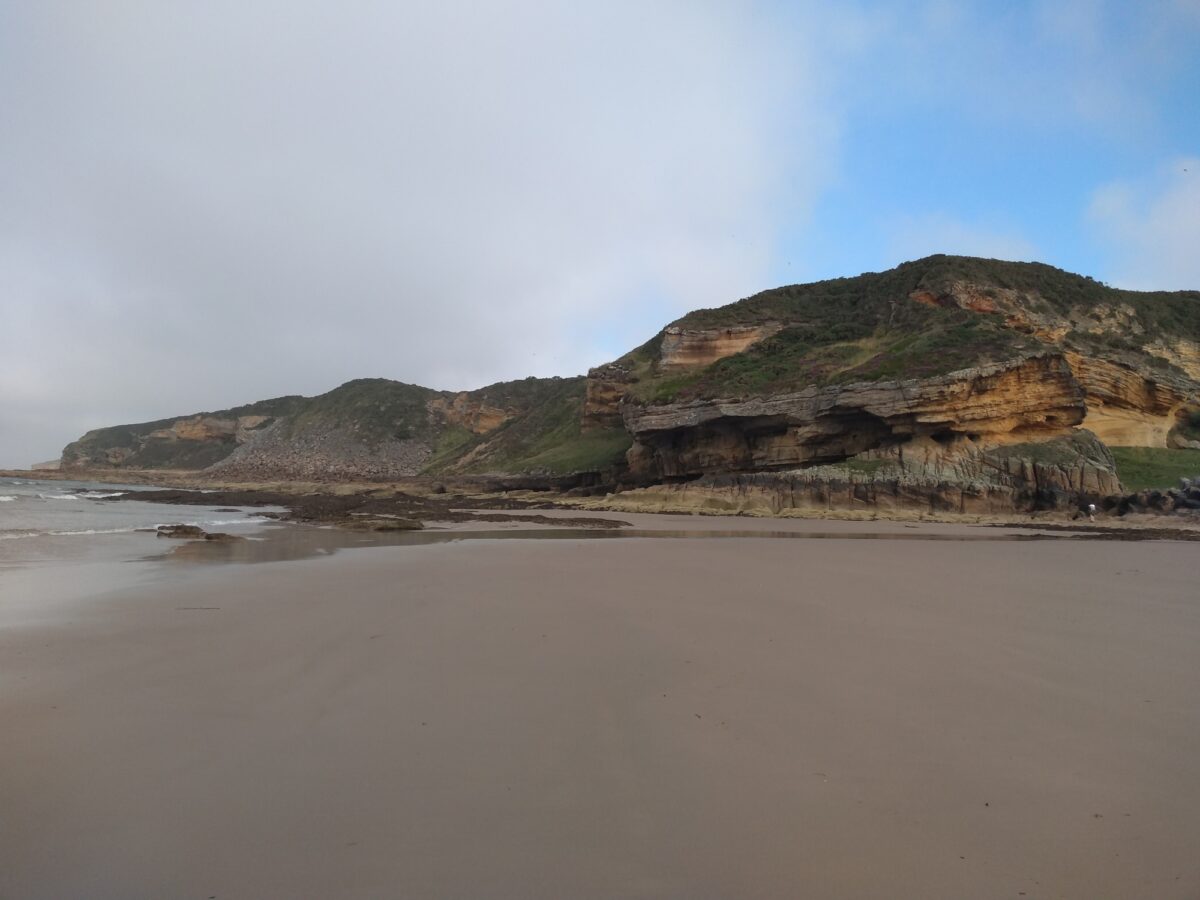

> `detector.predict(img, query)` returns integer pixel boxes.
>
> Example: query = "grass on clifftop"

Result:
[1110,447,1200,492]
[628,305,1037,404]
[617,254,1198,406]
[285,379,438,444]
[674,255,1200,343]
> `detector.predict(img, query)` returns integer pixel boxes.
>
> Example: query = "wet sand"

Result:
[2,517,1199,898]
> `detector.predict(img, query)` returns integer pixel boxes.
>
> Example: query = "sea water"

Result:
[0,477,275,569]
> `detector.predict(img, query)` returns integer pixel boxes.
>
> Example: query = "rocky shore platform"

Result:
[101,482,629,532]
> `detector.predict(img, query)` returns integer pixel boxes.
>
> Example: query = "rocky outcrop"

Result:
[610,432,1119,515]
[146,415,271,444]
[582,363,634,431]
[428,394,511,434]
[1109,476,1200,515]
[908,283,1152,345]
[623,354,1084,479]
[1065,352,1192,447]
[62,414,277,469]
[156,524,246,540]
[156,524,208,538]
[342,517,423,532]
[1144,338,1200,381]
[659,323,782,372]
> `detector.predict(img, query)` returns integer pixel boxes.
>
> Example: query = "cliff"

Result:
[60,255,1200,510]
[60,376,619,481]
[590,256,1199,510]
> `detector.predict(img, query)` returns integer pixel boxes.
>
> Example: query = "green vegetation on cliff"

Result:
[284,379,438,443]
[623,255,1199,404]
[677,255,1200,340]
[423,377,631,475]
[61,395,306,469]
[630,305,1038,403]
[1110,447,1200,492]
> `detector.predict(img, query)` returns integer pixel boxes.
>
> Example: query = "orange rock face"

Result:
[428,394,511,434]
[581,365,631,432]
[1065,352,1189,447]
[623,354,1086,479]
[658,323,783,372]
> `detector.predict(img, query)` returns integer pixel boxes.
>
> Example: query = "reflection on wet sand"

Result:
[159,521,1089,565]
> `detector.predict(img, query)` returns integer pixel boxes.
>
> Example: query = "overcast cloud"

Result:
[2,1,1198,466]
[1,2,838,465]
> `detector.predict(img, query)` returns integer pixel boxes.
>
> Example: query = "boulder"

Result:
[156,524,207,539]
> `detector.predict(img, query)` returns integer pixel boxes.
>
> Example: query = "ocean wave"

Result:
[38,493,80,501]
[0,495,16,502]
[80,491,126,499]
[0,526,140,540]
[0,531,38,540]
[51,527,139,536]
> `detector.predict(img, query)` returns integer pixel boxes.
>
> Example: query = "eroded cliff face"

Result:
[607,431,1120,516]
[581,364,633,431]
[1064,353,1190,447]
[622,354,1084,479]
[62,415,276,469]
[907,283,1146,343]
[427,394,511,434]
[1144,338,1200,381]
[147,415,271,444]
[578,266,1198,513]
[658,323,782,372]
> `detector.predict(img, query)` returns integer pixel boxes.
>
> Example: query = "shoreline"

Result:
[10,466,1195,540]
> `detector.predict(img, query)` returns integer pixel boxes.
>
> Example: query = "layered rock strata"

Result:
[658,323,783,372]
[610,433,1119,516]
[582,363,634,431]
[1066,353,1192,447]
[428,394,511,434]
[622,354,1084,480]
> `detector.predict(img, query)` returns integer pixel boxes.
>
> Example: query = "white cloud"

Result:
[883,213,1038,266]
[1088,158,1200,290]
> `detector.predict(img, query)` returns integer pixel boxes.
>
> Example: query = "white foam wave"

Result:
[0,495,16,502]
[52,527,139,536]
[80,491,126,499]
[38,493,80,501]
[0,526,140,540]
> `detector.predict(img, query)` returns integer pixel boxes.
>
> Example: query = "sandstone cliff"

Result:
[622,354,1085,480]
[584,255,1199,511]
[609,432,1120,517]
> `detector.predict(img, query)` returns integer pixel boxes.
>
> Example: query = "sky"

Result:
[2,0,1199,466]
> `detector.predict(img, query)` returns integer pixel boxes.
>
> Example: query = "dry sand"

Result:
[2,517,1199,899]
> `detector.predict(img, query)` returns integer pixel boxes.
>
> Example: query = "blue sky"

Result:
[1,0,1199,464]
[767,0,1200,287]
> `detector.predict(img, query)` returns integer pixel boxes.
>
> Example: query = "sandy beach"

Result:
[2,515,1199,899]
